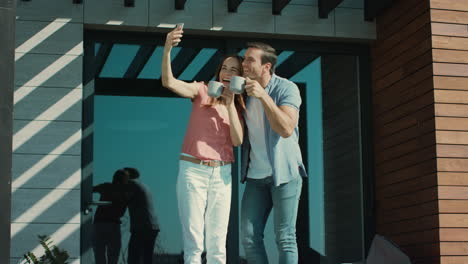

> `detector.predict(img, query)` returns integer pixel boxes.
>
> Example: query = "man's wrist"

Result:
[259,91,269,102]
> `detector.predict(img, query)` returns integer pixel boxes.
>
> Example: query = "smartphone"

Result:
[176,23,184,30]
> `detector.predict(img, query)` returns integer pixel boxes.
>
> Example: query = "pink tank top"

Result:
[181,82,234,162]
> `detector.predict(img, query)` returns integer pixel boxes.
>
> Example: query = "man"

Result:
[124,167,160,264]
[240,42,307,264]
[92,169,129,264]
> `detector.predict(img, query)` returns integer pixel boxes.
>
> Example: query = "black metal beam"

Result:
[192,50,223,82]
[93,43,113,77]
[0,1,15,263]
[364,0,393,21]
[124,0,135,7]
[275,51,319,79]
[123,45,156,79]
[273,0,291,15]
[228,0,243,12]
[175,0,186,10]
[171,48,200,78]
[96,78,180,97]
[73,0,82,4]
[318,0,344,18]
[81,37,95,264]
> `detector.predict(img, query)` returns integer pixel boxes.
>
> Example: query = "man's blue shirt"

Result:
[241,74,307,186]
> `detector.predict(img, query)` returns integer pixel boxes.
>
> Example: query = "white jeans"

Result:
[176,159,232,264]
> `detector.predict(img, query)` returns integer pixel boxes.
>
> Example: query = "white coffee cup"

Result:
[208,81,224,98]
[229,76,245,94]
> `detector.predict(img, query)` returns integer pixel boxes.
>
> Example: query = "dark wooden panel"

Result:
[433,36,468,51]
[376,132,435,165]
[374,11,430,60]
[372,0,441,259]
[376,118,435,151]
[376,104,435,138]
[392,229,439,246]
[377,186,437,209]
[415,257,443,264]
[374,37,431,81]
[376,0,430,44]
[380,215,439,235]
[376,145,436,175]
[375,51,433,91]
[364,0,394,21]
[378,198,438,222]
[373,23,432,75]
[432,23,468,37]
[403,243,440,258]
[374,71,433,114]
[376,158,437,187]
[376,90,434,126]
[431,9,468,24]
[377,173,437,199]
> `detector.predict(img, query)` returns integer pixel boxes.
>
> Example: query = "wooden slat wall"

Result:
[372,0,440,263]
[373,0,468,262]
[431,0,468,263]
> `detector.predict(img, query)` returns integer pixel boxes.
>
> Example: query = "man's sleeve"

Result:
[278,82,302,111]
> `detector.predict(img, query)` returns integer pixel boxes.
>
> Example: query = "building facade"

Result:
[3,0,467,263]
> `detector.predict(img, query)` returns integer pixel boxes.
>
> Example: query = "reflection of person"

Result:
[239,42,307,264]
[124,167,160,264]
[92,169,129,264]
[162,26,245,264]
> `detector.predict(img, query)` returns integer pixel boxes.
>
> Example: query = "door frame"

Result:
[81,29,375,263]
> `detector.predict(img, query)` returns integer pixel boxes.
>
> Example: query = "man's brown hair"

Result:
[246,42,277,74]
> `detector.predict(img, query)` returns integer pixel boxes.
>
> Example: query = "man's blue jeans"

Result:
[241,176,302,264]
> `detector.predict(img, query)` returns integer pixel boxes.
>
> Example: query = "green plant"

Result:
[22,235,69,264]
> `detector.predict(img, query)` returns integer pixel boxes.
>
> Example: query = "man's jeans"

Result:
[127,229,159,264]
[93,222,121,264]
[241,176,302,264]
[177,160,232,264]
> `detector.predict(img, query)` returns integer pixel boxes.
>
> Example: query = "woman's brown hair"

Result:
[206,55,246,113]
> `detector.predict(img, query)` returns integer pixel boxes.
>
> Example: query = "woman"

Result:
[162,26,244,264]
